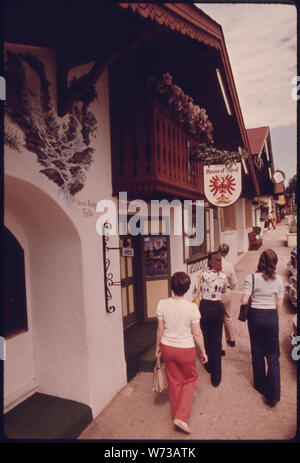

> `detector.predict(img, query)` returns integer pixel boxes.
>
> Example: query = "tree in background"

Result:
[285,174,297,216]
[285,174,297,196]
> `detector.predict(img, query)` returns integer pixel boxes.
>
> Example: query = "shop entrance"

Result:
[120,232,171,380]
[120,234,171,329]
[120,236,139,329]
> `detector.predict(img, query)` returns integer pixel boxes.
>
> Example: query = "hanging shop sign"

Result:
[121,247,134,257]
[204,163,242,207]
[272,170,285,184]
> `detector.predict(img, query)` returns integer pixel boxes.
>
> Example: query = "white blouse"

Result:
[243,272,284,309]
[200,270,228,301]
[157,297,200,348]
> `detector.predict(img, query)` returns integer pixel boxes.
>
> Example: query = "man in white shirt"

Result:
[218,244,237,349]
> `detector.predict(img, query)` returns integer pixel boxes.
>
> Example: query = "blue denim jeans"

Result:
[248,308,280,402]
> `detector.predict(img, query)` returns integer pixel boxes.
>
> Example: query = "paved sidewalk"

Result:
[79,219,298,441]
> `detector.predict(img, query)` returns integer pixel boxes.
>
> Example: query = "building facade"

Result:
[3,3,260,418]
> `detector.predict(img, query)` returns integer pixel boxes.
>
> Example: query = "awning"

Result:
[252,199,268,207]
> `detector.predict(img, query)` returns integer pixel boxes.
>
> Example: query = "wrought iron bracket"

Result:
[56,38,142,117]
[102,223,123,313]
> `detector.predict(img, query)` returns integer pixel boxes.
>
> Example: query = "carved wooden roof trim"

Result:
[118,2,260,196]
[118,3,222,50]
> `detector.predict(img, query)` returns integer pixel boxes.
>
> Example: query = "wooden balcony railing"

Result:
[110,102,204,199]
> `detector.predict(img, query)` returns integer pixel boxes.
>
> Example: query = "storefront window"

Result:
[245,199,253,229]
[220,204,237,231]
[4,227,28,337]
[183,204,210,263]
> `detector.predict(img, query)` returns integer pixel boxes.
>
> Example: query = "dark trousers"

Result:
[200,299,224,384]
[248,308,280,402]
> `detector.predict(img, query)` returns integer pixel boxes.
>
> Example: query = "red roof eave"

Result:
[118,2,260,196]
[246,127,269,156]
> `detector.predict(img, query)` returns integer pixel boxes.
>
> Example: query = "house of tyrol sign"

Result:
[204,163,242,207]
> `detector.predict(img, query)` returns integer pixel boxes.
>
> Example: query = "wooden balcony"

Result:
[110,102,205,199]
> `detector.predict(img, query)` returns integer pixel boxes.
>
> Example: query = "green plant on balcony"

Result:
[189,143,248,168]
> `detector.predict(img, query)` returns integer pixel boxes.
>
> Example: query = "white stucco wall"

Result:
[209,208,215,252]
[219,199,251,265]
[236,199,249,254]
[72,66,127,416]
[4,175,90,411]
[4,43,127,417]
[168,204,211,300]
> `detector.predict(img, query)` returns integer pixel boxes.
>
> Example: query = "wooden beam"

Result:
[56,24,162,116]
[57,39,140,116]
[170,47,217,74]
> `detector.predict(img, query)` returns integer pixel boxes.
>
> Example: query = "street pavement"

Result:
[79,219,298,441]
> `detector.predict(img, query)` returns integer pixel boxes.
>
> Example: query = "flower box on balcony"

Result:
[110,101,206,199]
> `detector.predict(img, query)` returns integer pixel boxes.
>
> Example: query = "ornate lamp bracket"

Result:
[102,223,123,313]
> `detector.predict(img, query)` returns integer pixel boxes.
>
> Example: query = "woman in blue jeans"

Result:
[241,249,284,407]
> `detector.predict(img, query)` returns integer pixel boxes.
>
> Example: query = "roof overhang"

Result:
[3,1,260,196]
[119,3,259,196]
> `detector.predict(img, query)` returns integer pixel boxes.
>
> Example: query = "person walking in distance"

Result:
[241,249,283,407]
[194,252,228,387]
[218,243,237,350]
[156,272,207,434]
[268,211,276,229]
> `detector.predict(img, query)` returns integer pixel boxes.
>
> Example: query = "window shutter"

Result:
[220,205,236,231]
[245,199,253,228]
[183,205,210,262]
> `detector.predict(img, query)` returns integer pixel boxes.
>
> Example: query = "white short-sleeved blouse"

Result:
[243,272,284,309]
[157,297,200,348]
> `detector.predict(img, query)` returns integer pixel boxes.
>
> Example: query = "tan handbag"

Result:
[192,295,200,309]
[192,273,202,308]
[152,358,168,392]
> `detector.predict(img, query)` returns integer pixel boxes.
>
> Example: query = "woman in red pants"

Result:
[155,272,207,434]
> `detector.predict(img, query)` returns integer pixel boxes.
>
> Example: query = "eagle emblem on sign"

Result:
[204,163,242,207]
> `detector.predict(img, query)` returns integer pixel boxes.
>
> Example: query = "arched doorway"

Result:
[4,175,89,410]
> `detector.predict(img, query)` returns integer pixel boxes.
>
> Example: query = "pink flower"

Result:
[147,72,214,144]
[193,105,201,117]
[182,94,189,104]
[172,99,183,111]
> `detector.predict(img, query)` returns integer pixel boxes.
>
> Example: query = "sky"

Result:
[195,3,297,185]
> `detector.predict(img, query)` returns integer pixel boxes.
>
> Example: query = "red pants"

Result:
[161,344,198,422]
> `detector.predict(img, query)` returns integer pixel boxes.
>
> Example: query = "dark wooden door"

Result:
[120,236,139,329]
[4,227,28,337]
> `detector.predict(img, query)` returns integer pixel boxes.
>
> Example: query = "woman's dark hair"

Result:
[257,249,278,280]
[171,272,191,296]
[208,252,222,272]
